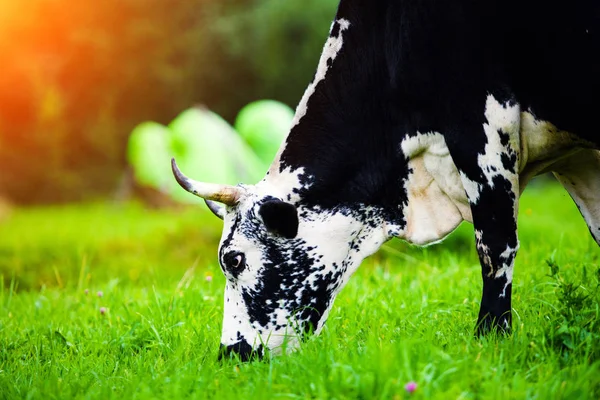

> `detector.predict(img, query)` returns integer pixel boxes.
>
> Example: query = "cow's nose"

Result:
[218,340,263,362]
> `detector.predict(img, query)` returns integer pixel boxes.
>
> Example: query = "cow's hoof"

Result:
[475,314,512,336]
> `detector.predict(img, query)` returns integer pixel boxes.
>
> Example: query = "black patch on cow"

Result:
[259,200,299,239]
[330,19,341,37]
[219,214,242,277]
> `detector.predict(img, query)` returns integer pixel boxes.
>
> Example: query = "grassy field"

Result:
[0,182,599,399]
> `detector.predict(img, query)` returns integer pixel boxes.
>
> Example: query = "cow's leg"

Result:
[447,94,521,335]
[553,149,600,246]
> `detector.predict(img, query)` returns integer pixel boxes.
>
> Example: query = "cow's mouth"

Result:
[218,340,264,362]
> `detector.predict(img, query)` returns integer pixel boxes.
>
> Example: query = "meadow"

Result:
[0,182,598,399]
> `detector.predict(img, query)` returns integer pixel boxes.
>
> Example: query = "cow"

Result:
[172,0,600,361]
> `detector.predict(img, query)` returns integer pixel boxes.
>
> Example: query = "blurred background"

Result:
[0,0,581,294]
[0,0,340,205]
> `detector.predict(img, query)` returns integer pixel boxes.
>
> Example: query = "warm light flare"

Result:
[0,0,305,203]
[0,1,21,29]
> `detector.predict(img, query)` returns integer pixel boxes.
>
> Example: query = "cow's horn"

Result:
[171,158,243,206]
[204,199,225,219]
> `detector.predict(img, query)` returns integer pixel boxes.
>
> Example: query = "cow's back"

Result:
[508,0,600,143]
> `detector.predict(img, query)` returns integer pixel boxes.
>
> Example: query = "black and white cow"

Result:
[172,0,600,360]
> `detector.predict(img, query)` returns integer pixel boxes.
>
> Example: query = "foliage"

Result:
[127,100,293,202]
[234,100,294,166]
[212,0,339,106]
[0,0,338,203]
[545,258,600,362]
[0,183,599,398]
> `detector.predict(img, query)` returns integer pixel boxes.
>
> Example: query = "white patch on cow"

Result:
[259,165,312,204]
[220,282,261,346]
[459,172,482,204]
[495,243,518,298]
[399,132,471,245]
[472,95,520,202]
[456,95,520,205]
[499,245,516,261]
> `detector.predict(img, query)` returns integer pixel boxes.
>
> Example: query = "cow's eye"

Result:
[223,251,246,271]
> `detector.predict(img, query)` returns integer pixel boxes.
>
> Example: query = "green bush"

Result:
[212,0,339,107]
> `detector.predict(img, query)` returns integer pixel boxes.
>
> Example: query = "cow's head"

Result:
[172,159,389,361]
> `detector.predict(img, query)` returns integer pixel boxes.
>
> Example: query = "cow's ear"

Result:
[258,200,299,239]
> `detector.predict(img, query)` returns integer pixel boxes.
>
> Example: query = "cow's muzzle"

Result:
[218,340,264,362]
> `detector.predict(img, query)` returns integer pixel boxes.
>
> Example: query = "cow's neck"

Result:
[264,8,418,215]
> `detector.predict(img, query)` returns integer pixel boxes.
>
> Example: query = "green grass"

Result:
[0,182,599,399]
